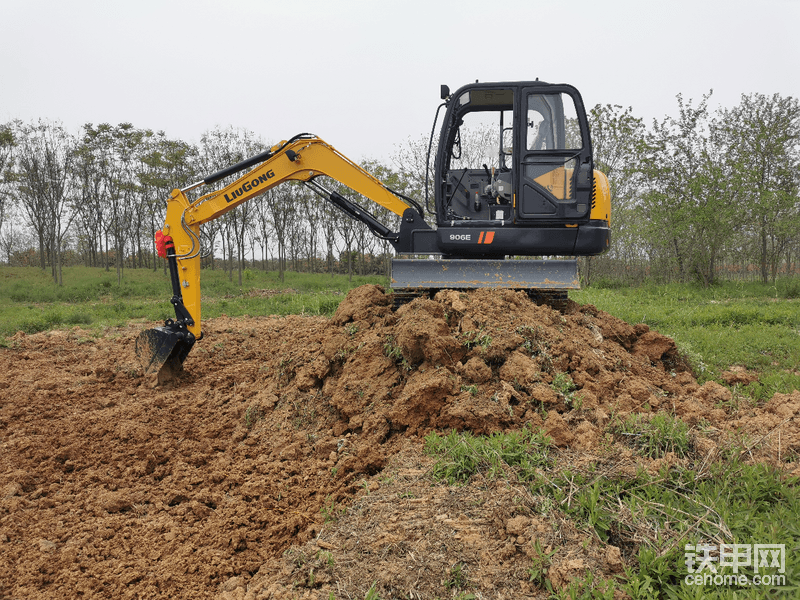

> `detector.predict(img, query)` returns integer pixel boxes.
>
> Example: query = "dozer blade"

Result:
[391,258,580,290]
[135,326,195,378]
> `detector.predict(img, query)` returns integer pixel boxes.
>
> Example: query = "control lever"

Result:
[484,166,498,202]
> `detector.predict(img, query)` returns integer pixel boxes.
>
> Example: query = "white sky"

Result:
[2,0,798,165]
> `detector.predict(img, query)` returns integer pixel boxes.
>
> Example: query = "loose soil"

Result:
[2,286,798,599]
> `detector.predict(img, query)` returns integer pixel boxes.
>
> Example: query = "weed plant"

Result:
[383,335,411,371]
[610,412,692,458]
[551,372,581,408]
[424,427,551,484]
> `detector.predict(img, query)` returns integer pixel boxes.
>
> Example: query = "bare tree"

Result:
[295,185,323,272]
[0,209,26,264]
[79,123,152,283]
[264,184,297,282]
[14,120,78,284]
[0,122,17,239]
[195,126,263,283]
[250,187,275,270]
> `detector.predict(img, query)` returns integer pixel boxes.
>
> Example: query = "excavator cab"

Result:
[431,81,607,256]
[391,81,609,297]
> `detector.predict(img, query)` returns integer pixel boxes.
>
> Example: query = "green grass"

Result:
[574,279,800,398]
[423,426,552,485]
[610,412,693,458]
[0,266,388,340]
[424,427,800,599]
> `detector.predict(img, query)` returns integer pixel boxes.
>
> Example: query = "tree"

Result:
[195,126,263,284]
[640,93,734,285]
[321,199,339,276]
[717,93,800,283]
[14,120,77,284]
[391,133,440,226]
[264,184,297,282]
[73,134,107,268]
[361,159,405,276]
[590,105,647,204]
[79,123,153,283]
[0,123,16,239]
[137,134,198,270]
[0,216,27,265]
[585,104,647,283]
[299,185,326,272]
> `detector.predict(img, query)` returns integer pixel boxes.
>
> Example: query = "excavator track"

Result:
[524,290,570,312]
[392,290,431,310]
[392,288,570,312]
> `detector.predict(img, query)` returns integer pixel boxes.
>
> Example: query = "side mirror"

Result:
[440,84,450,100]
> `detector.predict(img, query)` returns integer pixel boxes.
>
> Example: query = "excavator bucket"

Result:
[135,325,195,379]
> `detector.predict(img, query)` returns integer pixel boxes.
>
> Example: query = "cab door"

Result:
[516,86,593,222]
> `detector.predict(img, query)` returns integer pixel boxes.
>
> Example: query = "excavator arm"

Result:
[136,134,429,378]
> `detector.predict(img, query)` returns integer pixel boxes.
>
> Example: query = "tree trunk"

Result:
[117,237,123,286]
[56,237,63,286]
[39,236,46,270]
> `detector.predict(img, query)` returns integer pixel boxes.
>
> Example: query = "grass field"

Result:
[2,266,799,398]
[423,425,800,600]
[0,266,386,338]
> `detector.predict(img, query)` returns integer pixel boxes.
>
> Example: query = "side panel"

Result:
[437,226,579,256]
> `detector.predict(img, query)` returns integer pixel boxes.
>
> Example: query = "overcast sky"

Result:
[2,0,798,164]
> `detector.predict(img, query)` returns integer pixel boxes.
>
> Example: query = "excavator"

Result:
[136,80,611,379]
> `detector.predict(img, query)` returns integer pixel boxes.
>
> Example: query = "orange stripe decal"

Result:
[484,231,495,244]
[478,231,485,244]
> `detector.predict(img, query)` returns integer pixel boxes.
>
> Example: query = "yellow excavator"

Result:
[136,81,611,378]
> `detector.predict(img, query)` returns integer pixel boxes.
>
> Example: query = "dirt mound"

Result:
[1,285,798,599]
